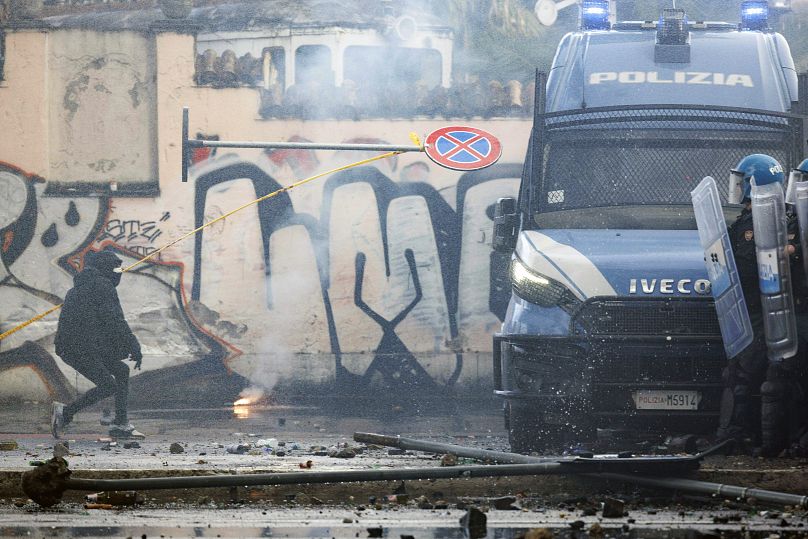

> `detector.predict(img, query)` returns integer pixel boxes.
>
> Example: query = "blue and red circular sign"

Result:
[424,126,502,171]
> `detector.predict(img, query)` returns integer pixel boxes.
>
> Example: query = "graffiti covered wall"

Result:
[0,28,530,404]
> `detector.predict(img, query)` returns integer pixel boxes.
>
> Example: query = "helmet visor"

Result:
[786,169,808,205]
[728,170,745,205]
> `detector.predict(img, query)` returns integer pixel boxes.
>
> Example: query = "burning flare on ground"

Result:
[232,386,270,418]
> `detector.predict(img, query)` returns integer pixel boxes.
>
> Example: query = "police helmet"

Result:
[786,157,808,205]
[728,153,785,204]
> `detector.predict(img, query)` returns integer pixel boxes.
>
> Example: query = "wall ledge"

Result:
[43,181,160,198]
[149,19,201,35]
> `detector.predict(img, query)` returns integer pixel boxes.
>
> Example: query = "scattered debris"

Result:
[123,442,140,449]
[226,444,250,454]
[602,497,626,518]
[255,438,278,448]
[0,440,18,451]
[85,491,142,506]
[367,527,383,538]
[493,496,518,510]
[84,503,114,510]
[298,460,313,469]
[52,443,69,458]
[415,495,433,509]
[441,453,458,466]
[387,448,407,456]
[169,443,185,454]
[20,457,70,508]
[329,447,356,458]
[665,434,698,454]
[581,506,598,516]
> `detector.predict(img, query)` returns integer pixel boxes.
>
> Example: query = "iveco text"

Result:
[628,278,712,295]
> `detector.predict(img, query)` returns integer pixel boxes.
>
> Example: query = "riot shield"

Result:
[691,176,753,359]
[793,180,808,284]
[750,179,798,361]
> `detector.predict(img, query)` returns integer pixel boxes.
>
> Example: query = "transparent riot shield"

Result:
[691,176,753,358]
[750,179,798,361]
[793,180,808,284]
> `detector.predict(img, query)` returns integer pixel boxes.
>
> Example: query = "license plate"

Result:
[632,390,701,410]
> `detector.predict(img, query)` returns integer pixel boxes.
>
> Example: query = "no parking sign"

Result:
[424,126,502,171]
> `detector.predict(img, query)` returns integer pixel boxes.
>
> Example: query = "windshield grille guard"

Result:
[531,104,806,214]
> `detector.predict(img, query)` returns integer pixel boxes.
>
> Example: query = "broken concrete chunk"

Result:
[169,443,185,454]
[415,495,433,509]
[52,443,69,458]
[493,496,518,510]
[440,453,458,466]
[602,497,625,518]
[329,447,356,458]
[255,438,277,448]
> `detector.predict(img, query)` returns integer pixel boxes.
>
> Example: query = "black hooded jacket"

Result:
[55,251,141,362]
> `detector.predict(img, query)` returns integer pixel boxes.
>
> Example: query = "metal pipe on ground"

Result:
[353,432,808,508]
[597,473,808,508]
[64,462,573,492]
[20,457,584,508]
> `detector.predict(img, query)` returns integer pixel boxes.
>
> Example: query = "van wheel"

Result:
[506,405,567,454]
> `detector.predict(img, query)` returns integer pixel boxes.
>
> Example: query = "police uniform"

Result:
[718,207,768,442]
[721,207,807,453]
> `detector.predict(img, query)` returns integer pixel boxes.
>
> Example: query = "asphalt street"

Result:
[0,402,807,537]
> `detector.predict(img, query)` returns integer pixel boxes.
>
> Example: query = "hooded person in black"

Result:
[52,250,143,439]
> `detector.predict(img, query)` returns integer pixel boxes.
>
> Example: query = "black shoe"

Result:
[109,423,145,439]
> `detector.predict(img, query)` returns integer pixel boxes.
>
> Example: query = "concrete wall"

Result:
[0,27,530,404]
[48,30,157,185]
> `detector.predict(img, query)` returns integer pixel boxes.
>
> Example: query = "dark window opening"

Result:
[294,45,332,86]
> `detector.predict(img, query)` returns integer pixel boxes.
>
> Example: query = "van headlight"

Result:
[510,257,573,307]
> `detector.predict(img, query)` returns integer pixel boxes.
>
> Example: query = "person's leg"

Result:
[63,359,117,425]
[104,359,130,425]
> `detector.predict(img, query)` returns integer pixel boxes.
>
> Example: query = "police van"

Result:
[492,1,808,452]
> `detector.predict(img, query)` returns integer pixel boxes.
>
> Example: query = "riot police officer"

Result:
[783,157,808,455]
[720,154,806,455]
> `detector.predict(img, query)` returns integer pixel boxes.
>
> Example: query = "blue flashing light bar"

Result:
[740,1,769,30]
[581,0,610,30]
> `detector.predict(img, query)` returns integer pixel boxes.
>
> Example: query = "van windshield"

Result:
[533,107,797,221]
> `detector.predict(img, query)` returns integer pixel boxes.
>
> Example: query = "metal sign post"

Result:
[181,107,503,181]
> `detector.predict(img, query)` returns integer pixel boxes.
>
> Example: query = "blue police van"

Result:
[492,1,808,452]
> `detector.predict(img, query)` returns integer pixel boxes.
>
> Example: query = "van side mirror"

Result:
[493,197,519,252]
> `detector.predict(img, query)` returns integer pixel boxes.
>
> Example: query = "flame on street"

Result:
[233,398,251,406]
